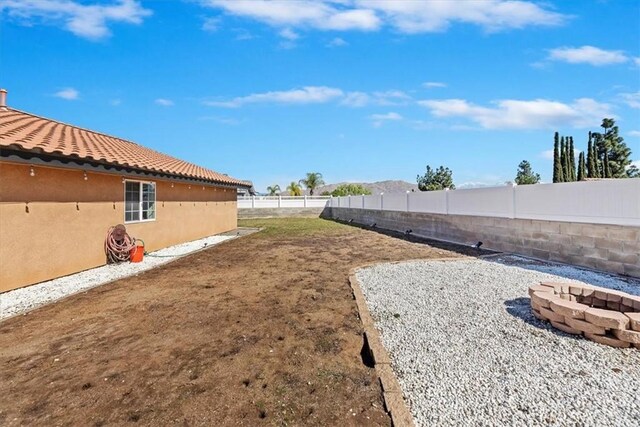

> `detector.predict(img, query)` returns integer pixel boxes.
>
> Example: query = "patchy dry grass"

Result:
[0,218,479,426]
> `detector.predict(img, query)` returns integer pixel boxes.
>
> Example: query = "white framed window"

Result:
[125,180,156,223]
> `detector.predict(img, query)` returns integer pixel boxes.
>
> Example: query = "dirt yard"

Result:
[0,218,487,426]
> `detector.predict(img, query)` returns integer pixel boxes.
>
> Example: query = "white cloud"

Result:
[277,27,299,48]
[279,27,299,40]
[201,0,566,33]
[419,98,613,129]
[362,0,566,32]
[341,90,411,107]
[155,98,174,107]
[109,98,122,106]
[635,57,640,67]
[205,86,412,108]
[233,28,254,40]
[1,0,151,40]
[547,45,629,66]
[202,16,220,32]
[54,87,79,100]
[620,91,640,109]
[205,86,344,108]
[540,149,554,160]
[202,0,380,31]
[423,81,447,88]
[341,91,370,107]
[628,130,640,137]
[327,37,348,47]
[369,111,403,127]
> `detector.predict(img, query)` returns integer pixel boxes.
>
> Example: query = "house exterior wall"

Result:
[0,162,237,292]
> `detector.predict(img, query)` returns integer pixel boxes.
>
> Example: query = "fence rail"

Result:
[238,196,331,209]
[329,179,640,226]
[238,180,639,226]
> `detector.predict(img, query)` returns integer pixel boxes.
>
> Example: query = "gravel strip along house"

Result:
[0,89,252,292]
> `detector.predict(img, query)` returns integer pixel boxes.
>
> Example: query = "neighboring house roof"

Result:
[0,107,251,187]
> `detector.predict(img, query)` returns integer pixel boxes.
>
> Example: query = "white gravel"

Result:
[356,256,640,427]
[0,234,236,320]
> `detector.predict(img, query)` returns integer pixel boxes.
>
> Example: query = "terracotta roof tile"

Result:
[0,108,250,187]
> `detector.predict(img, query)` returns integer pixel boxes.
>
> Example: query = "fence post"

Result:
[380,193,384,210]
[511,183,517,219]
[304,194,307,208]
[251,195,255,208]
[278,195,281,208]
[445,188,450,215]
[406,190,410,212]
[362,194,365,209]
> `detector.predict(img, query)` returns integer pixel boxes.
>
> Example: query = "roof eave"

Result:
[0,147,251,188]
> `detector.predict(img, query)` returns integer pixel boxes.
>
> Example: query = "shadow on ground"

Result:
[322,217,499,259]
[503,297,583,341]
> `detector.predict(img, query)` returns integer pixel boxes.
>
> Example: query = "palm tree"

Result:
[286,181,302,196]
[266,184,281,196]
[299,172,325,196]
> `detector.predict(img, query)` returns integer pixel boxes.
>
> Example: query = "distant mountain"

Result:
[305,180,419,196]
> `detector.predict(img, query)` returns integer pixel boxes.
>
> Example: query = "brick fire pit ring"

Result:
[529,282,640,349]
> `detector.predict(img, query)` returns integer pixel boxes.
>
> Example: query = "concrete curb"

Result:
[348,267,417,427]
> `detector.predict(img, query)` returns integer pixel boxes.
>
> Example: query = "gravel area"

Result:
[356,256,640,427]
[0,233,238,320]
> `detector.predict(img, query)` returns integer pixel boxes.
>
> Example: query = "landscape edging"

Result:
[348,257,472,426]
[348,268,415,427]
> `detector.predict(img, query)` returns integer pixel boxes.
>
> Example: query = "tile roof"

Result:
[0,107,251,187]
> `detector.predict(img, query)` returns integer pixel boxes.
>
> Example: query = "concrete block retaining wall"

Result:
[329,207,640,278]
[238,207,327,219]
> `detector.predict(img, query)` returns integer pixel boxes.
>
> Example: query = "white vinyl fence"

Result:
[238,196,331,209]
[329,179,640,226]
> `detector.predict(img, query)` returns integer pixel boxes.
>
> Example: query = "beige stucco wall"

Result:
[0,162,237,292]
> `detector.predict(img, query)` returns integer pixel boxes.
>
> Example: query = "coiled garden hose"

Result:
[104,225,137,263]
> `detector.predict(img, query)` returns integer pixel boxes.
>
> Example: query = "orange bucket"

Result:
[130,241,145,263]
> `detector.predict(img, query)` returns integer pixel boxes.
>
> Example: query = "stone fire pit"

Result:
[529,282,640,349]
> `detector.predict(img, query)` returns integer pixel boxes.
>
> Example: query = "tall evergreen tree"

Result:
[553,132,563,183]
[577,152,586,181]
[417,165,455,191]
[560,136,568,182]
[603,153,611,178]
[591,119,632,178]
[586,132,595,178]
[568,137,576,181]
[514,160,541,185]
[553,132,562,182]
[592,141,601,178]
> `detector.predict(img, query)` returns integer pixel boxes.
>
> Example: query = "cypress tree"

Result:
[553,132,562,183]
[568,137,576,181]
[586,132,594,178]
[577,152,586,181]
[560,136,567,182]
[593,140,601,178]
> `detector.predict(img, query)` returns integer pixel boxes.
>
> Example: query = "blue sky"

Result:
[1,0,639,191]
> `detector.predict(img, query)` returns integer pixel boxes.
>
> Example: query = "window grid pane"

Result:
[126,181,156,222]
